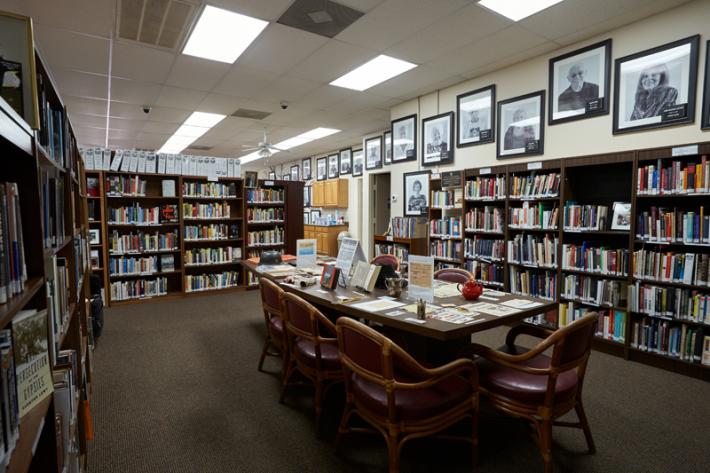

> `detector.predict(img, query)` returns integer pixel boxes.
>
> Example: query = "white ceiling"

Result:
[0,0,694,166]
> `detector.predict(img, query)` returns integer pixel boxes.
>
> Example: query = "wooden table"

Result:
[243,260,557,361]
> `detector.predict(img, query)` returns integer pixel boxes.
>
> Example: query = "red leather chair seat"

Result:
[475,345,579,404]
[351,373,472,421]
[294,338,341,370]
[268,316,283,338]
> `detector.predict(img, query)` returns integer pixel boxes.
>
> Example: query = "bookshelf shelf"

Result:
[636,192,710,199]
[0,277,44,327]
[631,277,710,291]
[184,238,242,244]
[507,196,560,202]
[629,311,709,328]
[36,145,65,173]
[559,296,627,312]
[5,396,52,473]
[107,222,180,227]
[184,261,241,268]
[246,243,285,249]
[108,249,180,256]
[184,217,242,222]
[562,268,628,280]
[183,196,241,200]
[109,270,182,279]
[247,220,284,225]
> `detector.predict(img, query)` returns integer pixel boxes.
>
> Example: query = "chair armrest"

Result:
[469,342,552,375]
[400,358,478,389]
[505,323,555,348]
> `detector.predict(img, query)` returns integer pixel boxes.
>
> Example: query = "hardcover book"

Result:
[320,264,340,290]
[12,309,53,417]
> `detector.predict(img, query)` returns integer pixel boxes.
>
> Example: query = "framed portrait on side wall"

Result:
[549,39,611,125]
[457,85,495,147]
[304,186,311,207]
[383,131,392,165]
[701,40,710,129]
[391,114,416,162]
[282,174,291,181]
[328,153,339,179]
[497,91,545,159]
[352,149,364,177]
[422,112,453,166]
[302,157,311,180]
[316,157,327,181]
[365,136,382,170]
[290,164,299,181]
[403,170,431,216]
[339,148,352,175]
[268,171,276,180]
[613,35,699,134]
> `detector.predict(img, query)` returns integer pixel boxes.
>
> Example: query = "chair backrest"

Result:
[259,278,284,319]
[281,292,336,348]
[434,268,473,285]
[549,313,598,370]
[371,254,400,272]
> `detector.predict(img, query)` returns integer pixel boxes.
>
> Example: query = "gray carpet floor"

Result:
[88,291,710,473]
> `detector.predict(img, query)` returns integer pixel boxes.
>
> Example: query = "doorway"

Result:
[371,173,391,238]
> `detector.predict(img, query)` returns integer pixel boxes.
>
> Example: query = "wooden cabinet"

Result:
[312,181,325,207]
[312,178,348,208]
[303,224,349,256]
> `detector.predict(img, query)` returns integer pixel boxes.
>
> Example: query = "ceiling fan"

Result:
[241,128,288,159]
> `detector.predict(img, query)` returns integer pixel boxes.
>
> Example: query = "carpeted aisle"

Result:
[88,291,710,473]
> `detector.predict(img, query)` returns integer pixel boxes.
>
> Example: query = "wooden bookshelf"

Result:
[429,171,465,270]
[373,233,427,275]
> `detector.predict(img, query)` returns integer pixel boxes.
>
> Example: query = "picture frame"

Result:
[549,39,611,125]
[245,171,259,187]
[457,84,495,147]
[310,209,321,222]
[290,164,299,181]
[610,202,631,230]
[403,170,431,216]
[302,157,312,180]
[700,40,710,130]
[89,229,101,245]
[268,171,276,180]
[352,149,364,177]
[0,58,23,118]
[328,153,339,179]
[282,174,291,181]
[304,185,311,207]
[391,114,416,162]
[339,148,352,175]
[613,35,699,134]
[383,131,392,165]
[0,12,39,128]
[497,90,545,159]
[422,112,454,166]
[304,211,310,225]
[365,136,382,170]
[316,157,327,181]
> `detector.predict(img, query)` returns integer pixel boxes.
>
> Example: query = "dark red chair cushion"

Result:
[475,345,579,404]
[268,316,283,339]
[351,373,472,421]
[294,338,341,370]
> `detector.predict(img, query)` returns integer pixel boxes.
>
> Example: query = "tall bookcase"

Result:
[429,171,465,270]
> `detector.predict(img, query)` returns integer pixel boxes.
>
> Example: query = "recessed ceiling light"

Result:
[184,111,226,128]
[183,5,268,63]
[174,125,210,139]
[478,0,564,22]
[330,55,417,91]
[157,111,228,154]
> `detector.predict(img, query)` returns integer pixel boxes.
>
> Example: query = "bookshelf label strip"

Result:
[479,167,491,175]
[671,144,699,156]
[527,161,542,170]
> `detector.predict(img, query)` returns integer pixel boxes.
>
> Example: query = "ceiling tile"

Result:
[335,0,387,13]
[135,132,172,148]
[368,65,461,99]
[520,0,624,40]
[110,78,162,106]
[108,116,146,131]
[35,26,109,75]
[142,107,192,124]
[165,55,231,91]
[252,75,322,103]
[70,113,108,129]
[142,121,180,135]
[286,40,376,83]
[65,96,108,117]
[207,0,294,21]
[198,93,280,117]
[292,85,356,110]
[213,65,277,98]
[25,0,114,38]
[51,68,108,100]
[111,41,176,84]
[156,86,207,109]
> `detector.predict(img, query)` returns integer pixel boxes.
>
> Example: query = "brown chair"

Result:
[280,292,342,425]
[257,278,287,374]
[470,313,598,473]
[371,254,400,272]
[434,268,473,285]
[336,317,478,473]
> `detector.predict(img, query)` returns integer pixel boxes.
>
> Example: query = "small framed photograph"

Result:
[282,174,291,181]
[89,229,101,245]
[304,211,310,225]
[0,59,23,118]
[613,35,699,134]
[304,185,311,207]
[0,12,39,127]
[700,40,710,129]
[549,39,611,125]
[422,112,453,166]
[383,131,392,165]
[316,157,327,181]
[457,85,495,147]
[352,149,364,177]
[290,164,299,181]
[302,158,312,180]
[90,250,100,268]
[328,153,339,179]
[268,171,276,180]
[497,91,545,159]
[339,148,352,175]
[611,202,632,230]
[403,170,431,216]
[310,209,321,222]
[391,114,416,162]
[245,170,258,187]
[365,136,382,170]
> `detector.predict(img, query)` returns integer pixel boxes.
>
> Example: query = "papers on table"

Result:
[428,308,481,325]
[433,282,461,298]
[402,303,440,315]
[348,299,406,313]
[467,302,519,317]
[500,299,543,309]
[255,264,297,277]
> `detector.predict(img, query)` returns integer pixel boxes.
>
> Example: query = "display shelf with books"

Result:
[429,171,465,271]
[373,222,428,275]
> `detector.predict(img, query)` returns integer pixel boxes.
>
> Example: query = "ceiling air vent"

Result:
[231,109,272,120]
[187,145,213,151]
[278,0,364,39]
[117,0,199,51]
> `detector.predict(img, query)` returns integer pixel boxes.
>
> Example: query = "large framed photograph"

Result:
[457,85,495,147]
[365,136,382,170]
[422,112,453,166]
[549,39,611,125]
[0,12,39,128]
[497,91,545,159]
[290,164,299,181]
[613,35,699,134]
[391,114,416,162]
[328,153,339,179]
[302,157,311,180]
[268,171,276,180]
[383,131,392,165]
[403,170,431,216]
[700,40,710,129]
[339,148,352,175]
[316,157,327,181]
[352,149,364,177]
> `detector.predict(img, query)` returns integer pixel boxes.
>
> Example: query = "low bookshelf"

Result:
[429,171,465,271]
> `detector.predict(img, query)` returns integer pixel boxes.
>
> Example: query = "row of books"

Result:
[108,205,161,225]
[185,247,241,266]
[183,181,239,198]
[630,318,709,364]
[73,234,88,297]
[390,217,427,238]
[430,240,462,261]
[183,202,231,220]
[109,256,162,275]
[627,282,710,323]
[247,208,283,222]
[562,243,629,276]
[247,228,284,247]
[245,188,284,203]
[464,260,504,285]
[186,271,240,292]
[509,202,559,230]
[635,206,709,243]
[37,75,68,168]
[637,157,709,195]
[464,237,505,260]
[0,183,27,303]
[105,175,147,196]
[48,256,70,364]
[431,190,456,208]
[633,249,710,285]
[508,234,558,268]
[430,218,462,237]
[562,275,626,308]
[509,172,560,199]
[109,230,178,254]
[559,303,627,342]
[110,277,168,301]
[41,172,65,249]
[509,267,556,300]
[0,326,20,468]
[184,224,239,241]
[464,206,503,233]
[374,243,410,264]
[464,176,506,200]
[562,204,609,231]
[53,361,80,472]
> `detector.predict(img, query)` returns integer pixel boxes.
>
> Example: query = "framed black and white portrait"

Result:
[316,157,327,181]
[391,114,416,163]
[89,229,100,245]
[383,131,392,165]
[304,211,309,225]
[422,112,454,166]
[457,85,495,147]
[290,164,299,181]
[339,148,352,175]
[613,35,699,134]
[328,153,339,179]
[304,185,311,207]
[403,170,430,216]
[365,136,382,170]
[267,171,276,180]
[310,209,321,222]
[700,40,710,129]
[282,174,290,181]
[352,149,364,177]
[549,39,611,125]
[497,91,545,159]
[302,157,311,180]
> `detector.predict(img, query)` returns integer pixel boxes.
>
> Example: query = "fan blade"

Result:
[241,147,259,151]
[269,146,289,153]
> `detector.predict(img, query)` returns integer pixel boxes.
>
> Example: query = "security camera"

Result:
[142,105,152,114]
[280,101,289,110]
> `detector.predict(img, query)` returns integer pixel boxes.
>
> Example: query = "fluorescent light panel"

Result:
[330,55,417,91]
[239,127,341,163]
[478,0,564,22]
[183,5,268,63]
[157,111,226,154]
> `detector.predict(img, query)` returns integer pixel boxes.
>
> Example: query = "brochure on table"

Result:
[408,255,434,302]
[335,237,367,286]
[296,239,317,268]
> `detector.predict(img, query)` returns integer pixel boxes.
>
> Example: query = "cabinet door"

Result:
[313,182,324,207]
[336,179,349,208]
[325,181,337,207]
